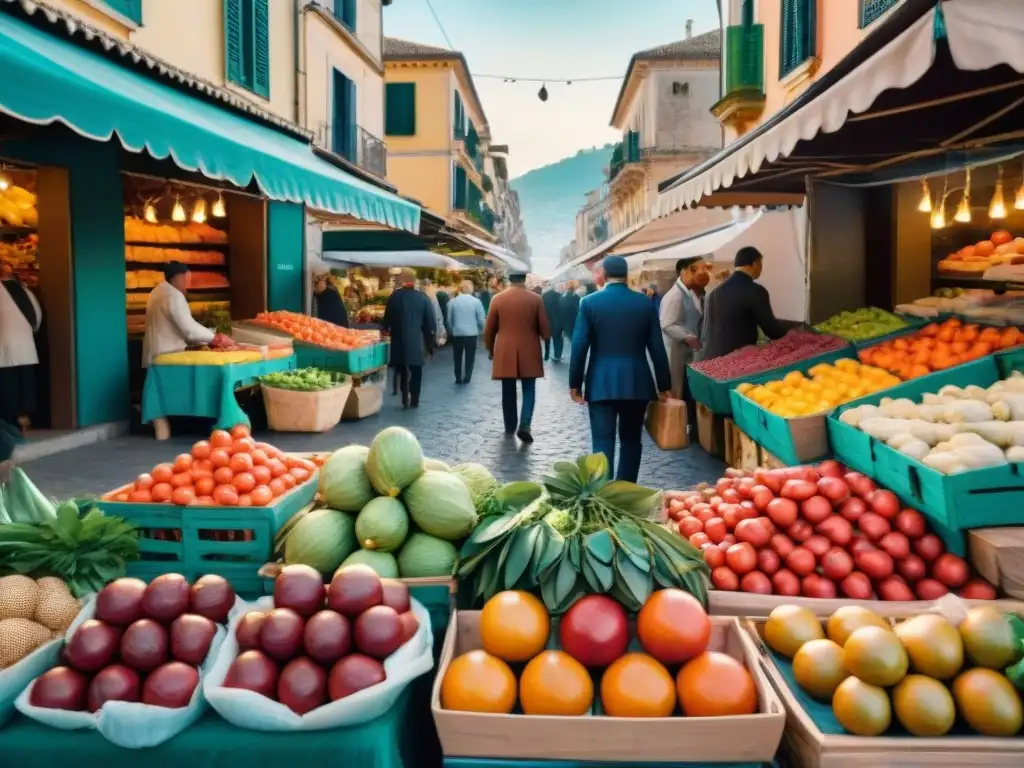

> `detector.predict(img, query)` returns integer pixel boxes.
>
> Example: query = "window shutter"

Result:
[346,77,358,161]
[454,166,467,210]
[779,0,814,78]
[741,0,754,26]
[453,91,464,139]
[105,0,142,24]
[345,0,357,31]
[224,0,245,87]
[385,83,416,136]
[252,0,271,98]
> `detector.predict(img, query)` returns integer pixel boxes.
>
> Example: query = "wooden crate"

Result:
[725,419,760,472]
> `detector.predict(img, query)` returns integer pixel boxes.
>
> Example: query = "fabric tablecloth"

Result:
[142,355,296,428]
[0,688,412,768]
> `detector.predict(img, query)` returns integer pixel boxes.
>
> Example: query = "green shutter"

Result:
[454,166,467,210]
[104,0,142,24]
[385,83,416,136]
[252,0,270,98]
[859,0,898,27]
[779,0,815,79]
[224,0,245,87]
[741,0,754,26]
[345,0,357,30]
[453,91,464,139]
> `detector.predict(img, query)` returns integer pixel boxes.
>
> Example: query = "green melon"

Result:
[403,470,477,540]
[339,548,399,579]
[355,497,410,552]
[283,508,357,573]
[366,427,424,497]
[397,532,458,578]
[319,445,375,512]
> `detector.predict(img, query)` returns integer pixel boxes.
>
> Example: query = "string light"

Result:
[954,167,972,223]
[917,179,932,213]
[990,166,1007,220]
[931,178,948,229]
[192,197,207,224]
[171,195,186,222]
[143,203,158,224]
[211,193,227,218]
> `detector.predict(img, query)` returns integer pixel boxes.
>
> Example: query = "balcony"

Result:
[314,122,387,178]
[608,131,641,181]
[711,23,766,133]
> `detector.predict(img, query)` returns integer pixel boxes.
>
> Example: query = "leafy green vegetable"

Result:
[260,367,349,392]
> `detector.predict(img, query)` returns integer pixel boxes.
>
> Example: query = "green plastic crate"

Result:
[729,391,829,467]
[687,345,856,416]
[295,340,389,375]
[95,477,317,594]
[826,353,1024,555]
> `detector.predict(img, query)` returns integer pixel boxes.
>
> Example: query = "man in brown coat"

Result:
[484,272,551,443]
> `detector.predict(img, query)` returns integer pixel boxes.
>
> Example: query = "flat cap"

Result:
[602,255,628,279]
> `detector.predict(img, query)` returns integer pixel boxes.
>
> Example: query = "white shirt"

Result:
[677,279,702,317]
[142,281,215,367]
[0,279,42,368]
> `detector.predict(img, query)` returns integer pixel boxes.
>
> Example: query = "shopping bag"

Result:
[16,595,244,748]
[204,595,434,731]
[645,398,689,450]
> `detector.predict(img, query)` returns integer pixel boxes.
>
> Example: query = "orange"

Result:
[479,591,549,662]
[441,650,517,714]
[519,650,593,716]
[600,653,675,718]
[637,588,710,664]
[676,651,757,717]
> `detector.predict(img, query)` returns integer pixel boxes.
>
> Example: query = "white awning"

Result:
[545,222,646,281]
[625,214,762,270]
[447,231,530,272]
[656,0,1024,216]
[323,250,468,270]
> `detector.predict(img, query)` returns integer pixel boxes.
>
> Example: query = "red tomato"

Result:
[150,482,173,503]
[229,424,251,440]
[787,520,813,542]
[191,440,212,460]
[896,554,927,582]
[802,574,837,599]
[878,531,911,560]
[720,505,741,530]
[279,472,297,489]
[696,507,717,524]
[725,542,757,575]
[817,459,845,478]
[237,494,253,507]
[803,534,831,559]
[171,486,195,506]
[858,512,892,542]
[914,578,949,600]
[127,490,152,503]
[252,465,273,486]
[815,516,853,547]
[849,535,876,556]
[879,576,916,601]
[781,479,817,502]
[735,518,772,548]
[250,449,270,467]
[678,517,704,538]
[213,485,239,506]
[751,485,774,512]
[785,547,816,576]
[913,534,944,562]
[820,548,854,581]
[213,466,235,486]
[932,553,969,588]
[801,496,834,525]
[170,472,193,489]
[233,472,257,493]
[689,532,711,549]
[194,496,215,506]
[839,497,867,522]
[704,517,727,543]
[229,453,254,474]
[194,476,216,496]
[231,437,256,455]
[855,549,895,581]
[868,490,900,520]
[960,579,997,600]
[209,449,231,468]
[172,454,194,473]
[289,467,311,483]
[817,476,850,504]
[766,498,798,528]
[250,486,274,507]
[770,534,795,558]
[771,569,801,596]
[151,464,174,484]
[702,543,726,569]
[192,459,214,479]
[840,571,874,600]
[711,567,739,591]
[267,459,288,478]
[135,473,155,490]
[757,549,781,576]
[721,488,740,505]
[210,430,233,448]
[740,571,772,594]
[895,508,927,539]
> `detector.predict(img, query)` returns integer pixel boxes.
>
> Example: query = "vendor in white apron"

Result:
[0,262,43,437]
[143,261,215,440]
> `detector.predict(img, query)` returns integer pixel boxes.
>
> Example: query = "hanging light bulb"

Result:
[930,206,946,229]
[0,170,9,192]
[211,193,227,218]
[171,195,186,222]
[192,197,207,224]
[955,167,972,223]
[990,167,1008,219]
[537,84,548,102]
[1016,161,1024,210]
[917,179,932,213]
[143,202,158,224]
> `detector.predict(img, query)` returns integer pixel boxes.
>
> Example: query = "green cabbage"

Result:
[397,532,458,578]
[355,497,409,552]
[451,463,499,506]
[402,470,477,541]
[284,508,357,573]
[319,445,375,512]
[366,427,424,497]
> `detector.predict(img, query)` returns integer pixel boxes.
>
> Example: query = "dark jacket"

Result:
[569,283,671,403]
[314,285,349,328]
[382,286,436,367]
[436,290,451,329]
[560,291,580,337]
[698,271,793,362]
[541,289,563,334]
[479,289,493,315]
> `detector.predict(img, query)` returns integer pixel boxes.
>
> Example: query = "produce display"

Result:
[441,588,758,718]
[737,359,901,418]
[456,453,709,612]
[0,575,82,667]
[215,564,418,714]
[260,368,350,392]
[125,246,226,266]
[896,289,1024,326]
[126,270,230,291]
[763,602,1024,737]
[839,371,1024,473]
[0,233,38,287]
[355,306,385,325]
[273,427,475,580]
[124,216,228,244]
[814,308,912,342]
[26,573,235,712]
[937,230,1024,274]
[858,318,1021,379]
[251,311,381,351]
[104,425,317,508]
[1,468,140,597]
[668,462,997,600]
[689,330,849,380]
[0,183,38,227]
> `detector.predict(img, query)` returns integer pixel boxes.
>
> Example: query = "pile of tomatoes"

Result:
[666,461,998,601]
[110,425,318,508]
[252,311,380,352]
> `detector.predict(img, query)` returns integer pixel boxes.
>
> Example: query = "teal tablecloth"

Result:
[0,688,412,768]
[142,355,296,428]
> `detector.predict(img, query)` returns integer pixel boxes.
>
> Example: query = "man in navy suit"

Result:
[569,256,672,483]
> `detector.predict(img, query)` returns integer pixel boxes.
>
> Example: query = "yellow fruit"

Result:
[0,575,39,620]
[953,668,1023,737]
[441,650,517,713]
[479,590,550,662]
[764,605,824,658]
[808,364,832,377]
[736,383,755,395]
[765,381,784,393]
[778,386,795,398]
[835,359,859,373]
[519,650,593,716]
[827,606,890,647]
[832,676,891,736]
[843,626,908,687]
[893,675,955,737]
[793,639,848,700]
[783,372,805,387]
[894,614,963,679]
[0,618,51,666]
[958,606,1018,670]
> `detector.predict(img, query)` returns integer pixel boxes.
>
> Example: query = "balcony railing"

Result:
[609,131,641,180]
[724,23,764,98]
[314,122,387,178]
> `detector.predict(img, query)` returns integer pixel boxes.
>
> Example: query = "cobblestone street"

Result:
[22,348,724,499]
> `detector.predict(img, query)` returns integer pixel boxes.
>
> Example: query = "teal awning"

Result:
[0,12,420,233]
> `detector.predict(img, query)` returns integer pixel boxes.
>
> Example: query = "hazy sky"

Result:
[383,0,720,178]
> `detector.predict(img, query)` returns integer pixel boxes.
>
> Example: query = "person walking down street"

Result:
[478,278,495,316]
[698,246,798,362]
[484,272,551,443]
[312,265,349,328]
[569,256,671,483]
[542,283,564,362]
[559,283,581,348]
[383,270,436,409]
[435,283,452,337]
[447,280,485,384]
[660,257,705,424]
[420,279,447,348]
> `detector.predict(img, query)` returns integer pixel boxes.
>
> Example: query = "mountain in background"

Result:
[511,144,615,277]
